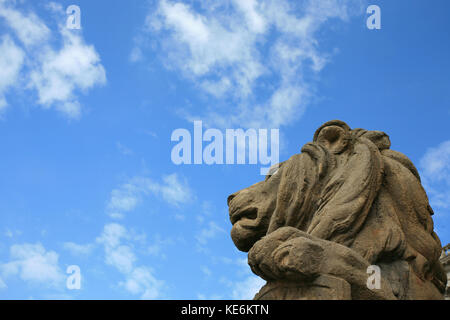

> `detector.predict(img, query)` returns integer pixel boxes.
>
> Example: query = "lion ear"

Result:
[313,120,352,154]
[315,125,351,154]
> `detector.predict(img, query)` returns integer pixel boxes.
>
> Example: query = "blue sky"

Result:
[0,0,449,299]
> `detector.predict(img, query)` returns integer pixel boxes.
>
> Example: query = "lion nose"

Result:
[227,193,237,206]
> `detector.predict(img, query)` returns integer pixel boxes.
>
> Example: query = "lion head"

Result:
[228,161,285,252]
[228,120,447,299]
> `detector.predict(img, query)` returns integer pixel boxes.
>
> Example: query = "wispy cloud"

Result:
[231,274,265,299]
[420,140,450,210]
[147,234,176,259]
[0,277,6,289]
[63,242,95,256]
[96,223,164,299]
[0,243,65,288]
[116,142,134,156]
[0,35,24,111]
[59,220,166,299]
[96,223,129,248]
[229,258,265,300]
[106,174,193,219]
[137,0,363,128]
[120,266,164,299]
[0,0,106,118]
[159,174,193,205]
[63,170,191,298]
[105,244,136,274]
[201,266,212,277]
[0,1,50,47]
[195,221,225,247]
[3,228,22,238]
[205,258,266,299]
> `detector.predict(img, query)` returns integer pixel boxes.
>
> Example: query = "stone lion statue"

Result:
[227,120,447,300]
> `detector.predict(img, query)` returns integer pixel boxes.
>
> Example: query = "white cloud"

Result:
[149,0,265,99]
[196,221,225,245]
[159,174,192,205]
[174,213,186,221]
[107,185,140,219]
[147,244,162,256]
[205,257,266,299]
[0,243,65,288]
[116,142,134,156]
[95,223,165,299]
[140,0,362,128]
[0,35,24,111]
[0,0,106,118]
[231,275,265,300]
[0,277,6,289]
[196,201,214,224]
[197,293,223,300]
[201,266,212,277]
[120,266,164,299]
[105,245,136,274]
[147,235,175,258]
[420,140,450,210]
[3,228,22,238]
[232,0,267,34]
[129,46,143,63]
[29,28,106,119]
[63,242,95,256]
[0,2,50,47]
[106,174,193,219]
[420,140,450,183]
[96,223,128,248]
[229,258,266,299]
[95,173,190,298]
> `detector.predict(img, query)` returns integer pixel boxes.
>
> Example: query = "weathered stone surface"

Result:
[228,120,447,300]
[441,244,450,299]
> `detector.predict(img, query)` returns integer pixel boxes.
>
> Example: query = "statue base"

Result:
[254,275,352,300]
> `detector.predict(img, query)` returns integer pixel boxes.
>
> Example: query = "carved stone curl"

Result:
[228,120,447,300]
